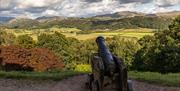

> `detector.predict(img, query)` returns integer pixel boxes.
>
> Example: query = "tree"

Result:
[133,16,180,73]
[0,31,16,45]
[0,31,4,45]
[37,32,79,70]
[108,36,140,69]
[74,39,97,64]
[16,35,35,48]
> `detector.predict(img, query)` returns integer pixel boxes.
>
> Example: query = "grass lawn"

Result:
[128,71,180,87]
[0,70,179,87]
[0,70,88,81]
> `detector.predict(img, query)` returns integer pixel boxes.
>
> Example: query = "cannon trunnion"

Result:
[87,36,133,91]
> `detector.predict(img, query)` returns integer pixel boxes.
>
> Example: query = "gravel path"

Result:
[0,75,179,91]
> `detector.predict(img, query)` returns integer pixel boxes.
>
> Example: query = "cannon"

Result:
[87,36,133,91]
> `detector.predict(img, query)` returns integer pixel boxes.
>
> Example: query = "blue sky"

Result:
[0,0,179,18]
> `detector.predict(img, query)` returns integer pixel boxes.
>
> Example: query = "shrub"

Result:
[0,45,64,72]
[16,35,35,48]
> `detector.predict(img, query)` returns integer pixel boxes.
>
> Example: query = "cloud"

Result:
[119,0,151,4]
[0,0,16,11]
[24,7,47,13]
[0,0,179,18]
[154,0,180,7]
[82,0,102,3]
[17,0,60,9]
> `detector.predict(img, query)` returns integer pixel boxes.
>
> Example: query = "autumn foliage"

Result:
[0,45,64,72]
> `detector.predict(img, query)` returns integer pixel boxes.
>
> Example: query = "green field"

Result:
[4,28,154,40]
[63,32,153,40]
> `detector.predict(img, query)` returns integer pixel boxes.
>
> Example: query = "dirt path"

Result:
[0,75,179,91]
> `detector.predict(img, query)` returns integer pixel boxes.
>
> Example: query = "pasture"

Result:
[3,28,155,41]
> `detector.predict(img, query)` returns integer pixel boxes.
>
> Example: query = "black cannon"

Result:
[96,36,116,76]
[87,36,133,91]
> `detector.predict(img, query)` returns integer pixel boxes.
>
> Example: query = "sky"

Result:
[0,0,180,18]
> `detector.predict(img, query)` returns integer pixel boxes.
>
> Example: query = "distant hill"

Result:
[36,16,173,30]
[0,23,7,29]
[93,11,145,20]
[156,11,180,18]
[2,11,179,30]
[145,14,158,17]
[36,16,67,22]
[93,11,180,19]
[7,18,40,29]
[0,17,15,23]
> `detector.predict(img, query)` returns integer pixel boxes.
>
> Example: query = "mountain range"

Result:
[1,11,179,23]
[0,11,179,30]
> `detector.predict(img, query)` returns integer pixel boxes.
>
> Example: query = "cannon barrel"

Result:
[88,36,132,91]
[96,36,116,75]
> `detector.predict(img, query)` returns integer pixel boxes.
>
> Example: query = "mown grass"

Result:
[128,71,180,87]
[0,70,88,81]
[0,70,179,87]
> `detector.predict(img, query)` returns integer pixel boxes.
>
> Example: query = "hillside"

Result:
[93,11,145,20]
[7,18,40,29]
[37,16,173,30]
[156,11,180,18]
[1,11,179,30]
[93,11,180,19]
[36,16,67,22]
[3,16,173,30]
